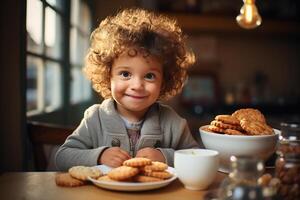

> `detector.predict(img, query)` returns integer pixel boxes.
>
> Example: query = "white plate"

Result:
[88,165,177,191]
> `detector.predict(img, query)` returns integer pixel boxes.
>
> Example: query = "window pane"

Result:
[27,56,44,112]
[70,65,92,104]
[71,0,80,26]
[70,66,83,104]
[26,0,43,54]
[70,28,90,65]
[70,0,92,105]
[82,77,92,101]
[79,2,92,34]
[70,27,80,65]
[45,6,62,59]
[46,0,64,11]
[45,61,62,112]
[78,32,86,63]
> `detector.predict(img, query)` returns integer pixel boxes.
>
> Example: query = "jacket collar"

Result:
[99,98,161,136]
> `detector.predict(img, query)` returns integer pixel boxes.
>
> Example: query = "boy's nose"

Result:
[130,77,144,90]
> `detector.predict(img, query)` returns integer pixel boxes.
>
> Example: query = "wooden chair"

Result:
[27,121,75,171]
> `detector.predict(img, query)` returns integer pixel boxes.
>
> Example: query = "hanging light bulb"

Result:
[236,0,262,29]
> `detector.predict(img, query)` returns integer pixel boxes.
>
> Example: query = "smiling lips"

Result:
[125,94,147,99]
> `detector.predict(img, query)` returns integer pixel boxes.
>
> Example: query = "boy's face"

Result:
[110,49,163,121]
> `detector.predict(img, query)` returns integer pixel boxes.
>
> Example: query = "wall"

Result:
[188,34,300,105]
[0,0,26,172]
[94,0,136,25]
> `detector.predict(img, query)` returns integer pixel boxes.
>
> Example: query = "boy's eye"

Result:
[119,71,131,78]
[145,73,156,80]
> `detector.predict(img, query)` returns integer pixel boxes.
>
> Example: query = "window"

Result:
[26,0,92,116]
[70,0,92,104]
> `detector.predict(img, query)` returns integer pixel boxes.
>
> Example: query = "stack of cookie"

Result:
[101,158,172,183]
[207,108,274,136]
[55,166,102,187]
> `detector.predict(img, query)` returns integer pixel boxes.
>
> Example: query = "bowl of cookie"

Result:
[199,108,280,173]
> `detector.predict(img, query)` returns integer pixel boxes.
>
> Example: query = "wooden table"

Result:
[0,172,227,200]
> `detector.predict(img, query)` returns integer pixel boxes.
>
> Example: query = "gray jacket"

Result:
[55,99,199,171]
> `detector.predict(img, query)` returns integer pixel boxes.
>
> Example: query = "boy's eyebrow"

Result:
[113,66,132,71]
[113,65,130,69]
[114,65,162,73]
[148,68,162,74]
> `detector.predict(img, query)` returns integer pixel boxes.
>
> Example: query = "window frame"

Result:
[26,0,94,125]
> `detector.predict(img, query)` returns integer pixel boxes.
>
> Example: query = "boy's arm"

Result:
[55,106,108,171]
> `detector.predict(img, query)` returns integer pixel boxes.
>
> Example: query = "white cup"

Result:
[174,149,219,190]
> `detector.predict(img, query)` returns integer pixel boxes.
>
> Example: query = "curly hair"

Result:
[83,8,195,100]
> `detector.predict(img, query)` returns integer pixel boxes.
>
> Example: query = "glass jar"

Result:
[275,122,300,200]
[218,155,269,200]
[279,122,300,141]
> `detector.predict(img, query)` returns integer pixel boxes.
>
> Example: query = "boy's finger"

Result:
[114,157,126,165]
[108,159,122,168]
[135,152,147,158]
[118,148,131,159]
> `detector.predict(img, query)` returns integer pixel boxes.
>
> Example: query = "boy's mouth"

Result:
[125,94,147,99]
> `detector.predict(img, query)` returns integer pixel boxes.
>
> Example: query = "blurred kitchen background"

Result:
[0,0,299,171]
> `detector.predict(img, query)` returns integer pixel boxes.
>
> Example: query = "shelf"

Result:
[180,103,300,117]
[166,13,300,36]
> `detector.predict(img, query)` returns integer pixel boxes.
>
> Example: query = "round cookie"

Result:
[232,108,266,123]
[224,129,245,135]
[207,125,225,134]
[211,120,242,130]
[69,166,102,181]
[133,175,163,182]
[142,161,168,172]
[108,166,139,181]
[123,157,152,167]
[55,173,86,187]
[97,175,115,182]
[143,170,172,179]
[240,119,274,135]
[215,115,240,125]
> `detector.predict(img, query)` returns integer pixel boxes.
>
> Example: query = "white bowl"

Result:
[199,125,279,173]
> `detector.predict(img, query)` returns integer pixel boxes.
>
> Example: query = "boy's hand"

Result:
[99,147,131,168]
[136,147,166,163]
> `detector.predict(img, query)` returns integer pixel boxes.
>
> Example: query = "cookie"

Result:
[224,129,245,135]
[108,166,139,181]
[232,108,266,123]
[133,175,163,182]
[207,125,225,134]
[123,157,152,167]
[55,173,86,187]
[211,120,242,131]
[258,173,273,186]
[143,170,173,179]
[69,166,102,181]
[97,175,115,182]
[240,119,274,135]
[142,161,168,172]
[215,115,240,125]
[98,175,134,182]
